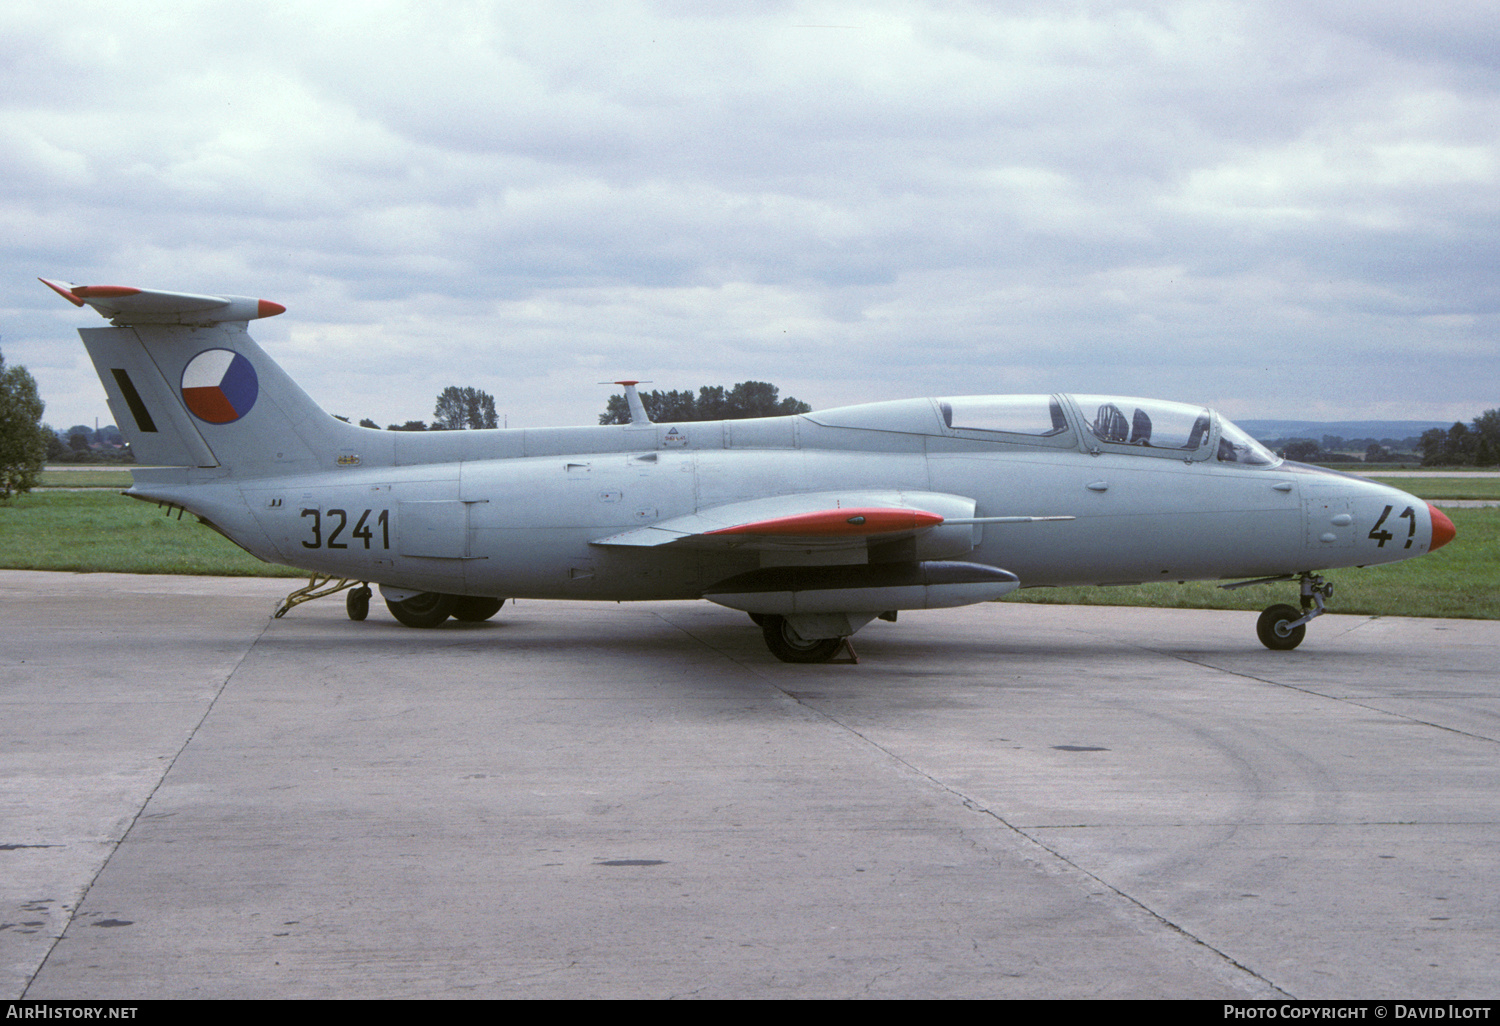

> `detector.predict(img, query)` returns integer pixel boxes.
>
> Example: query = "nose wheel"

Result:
[1253,573,1333,651]
[1256,604,1307,650]
[1226,572,1335,651]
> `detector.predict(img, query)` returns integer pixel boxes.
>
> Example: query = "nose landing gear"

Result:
[1226,572,1335,651]
[1257,573,1333,650]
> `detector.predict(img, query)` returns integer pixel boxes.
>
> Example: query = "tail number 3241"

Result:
[301,508,389,550]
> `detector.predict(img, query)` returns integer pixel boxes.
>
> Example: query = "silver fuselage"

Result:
[125,397,1438,602]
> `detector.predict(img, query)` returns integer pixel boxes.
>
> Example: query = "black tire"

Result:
[747,612,773,628]
[1257,604,1306,651]
[346,586,371,622]
[761,615,844,663]
[452,596,505,622]
[385,592,457,628]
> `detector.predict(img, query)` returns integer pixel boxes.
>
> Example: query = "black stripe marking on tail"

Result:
[110,368,158,433]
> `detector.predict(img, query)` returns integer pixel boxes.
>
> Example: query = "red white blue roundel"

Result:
[181,349,258,424]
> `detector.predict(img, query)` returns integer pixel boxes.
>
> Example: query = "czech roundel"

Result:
[181,349,258,424]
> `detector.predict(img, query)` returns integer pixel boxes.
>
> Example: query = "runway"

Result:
[3,570,1497,999]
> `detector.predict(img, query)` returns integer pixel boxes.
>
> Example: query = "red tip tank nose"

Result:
[1428,503,1456,551]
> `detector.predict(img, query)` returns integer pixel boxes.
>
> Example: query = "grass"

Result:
[2,489,1495,619]
[0,491,306,577]
[1368,477,1500,501]
[36,469,136,488]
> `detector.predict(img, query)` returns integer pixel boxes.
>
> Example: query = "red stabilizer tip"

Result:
[1428,503,1456,551]
[708,507,945,537]
[72,285,142,298]
[258,299,287,318]
[39,278,85,306]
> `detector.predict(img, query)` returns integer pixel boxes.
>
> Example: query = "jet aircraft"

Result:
[43,278,1456,662]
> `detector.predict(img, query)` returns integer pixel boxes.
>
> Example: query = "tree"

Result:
[1471,409,1500,465]
[599,381,812,424]
[387,420,428,432]
[1442,422,1475,465]
[1418,427,1447,466]
[358,418,379,430]
[1,349,49,500]
[434,386,498,430]
[41,425,68,461]
[1282,438,1321,462]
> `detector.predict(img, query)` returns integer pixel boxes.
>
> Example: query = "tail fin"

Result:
[44,279,372,476]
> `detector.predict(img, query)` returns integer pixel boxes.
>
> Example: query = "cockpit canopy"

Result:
[1074,394,1209,452]
[940,395,1068,437]
[938,393,1279,466]
[1215,416,1279,466]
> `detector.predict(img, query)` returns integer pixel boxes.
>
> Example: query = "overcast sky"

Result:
[3,0,1496,432]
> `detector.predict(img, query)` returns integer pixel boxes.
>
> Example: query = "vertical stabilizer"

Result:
[50,280,382,475]
[80,326,220,467]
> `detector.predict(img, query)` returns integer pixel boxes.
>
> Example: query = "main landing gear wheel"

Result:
[346,586,371,621]
[1257,603,1306,651]
[452,596,505,622]
[385,591,457,628]
[761,615,844,664]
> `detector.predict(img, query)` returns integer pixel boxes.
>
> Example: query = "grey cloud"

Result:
[3,0,1496,431]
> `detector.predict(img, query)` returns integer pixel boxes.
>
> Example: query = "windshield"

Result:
[1216,418,1280,465]
[1073,395,1211,452]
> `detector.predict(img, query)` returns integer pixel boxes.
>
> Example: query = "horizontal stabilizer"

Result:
[704,561,1021,614]
[40,279,285,326]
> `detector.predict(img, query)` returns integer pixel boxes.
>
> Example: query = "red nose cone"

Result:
[257,299,286,318]
[1428,503,1456,551]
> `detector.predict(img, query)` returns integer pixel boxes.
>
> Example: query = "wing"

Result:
[593,489,1073,555]
[590,490,981,557]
